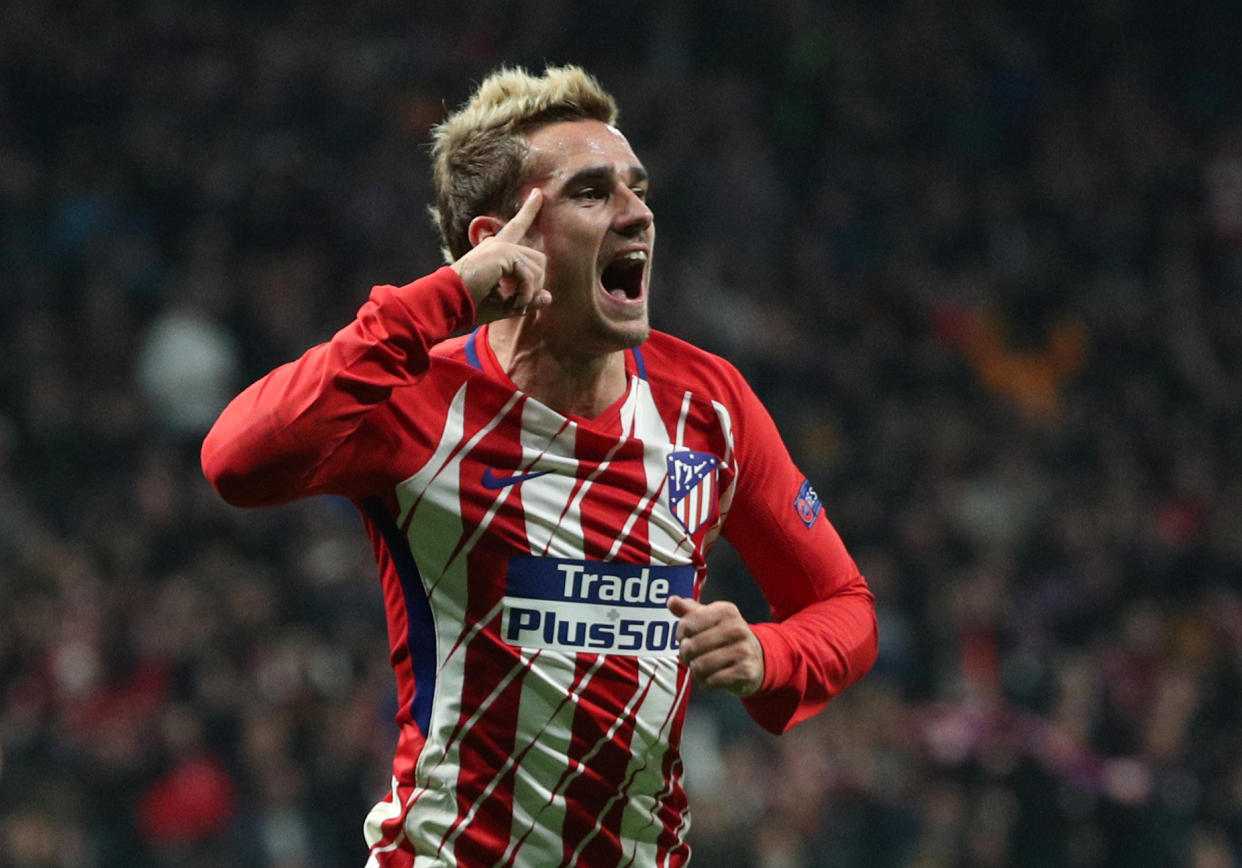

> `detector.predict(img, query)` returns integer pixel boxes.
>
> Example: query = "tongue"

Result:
[607,287,628,300]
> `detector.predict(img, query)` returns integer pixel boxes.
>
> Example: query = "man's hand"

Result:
[668,596,765,698]
[451,189,551,324]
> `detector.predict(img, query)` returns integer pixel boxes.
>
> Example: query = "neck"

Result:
[487,319,628,419]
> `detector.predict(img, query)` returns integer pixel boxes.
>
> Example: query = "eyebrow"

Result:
[561,164,649,190]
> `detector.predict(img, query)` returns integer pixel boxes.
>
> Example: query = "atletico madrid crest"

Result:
[666,450,719,534]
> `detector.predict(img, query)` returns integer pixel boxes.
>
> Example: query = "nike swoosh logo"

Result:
[481,467,553,489]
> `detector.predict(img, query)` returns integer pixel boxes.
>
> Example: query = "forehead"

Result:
[524,119,643,183]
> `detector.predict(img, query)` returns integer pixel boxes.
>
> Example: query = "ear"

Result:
[467,214,506,248]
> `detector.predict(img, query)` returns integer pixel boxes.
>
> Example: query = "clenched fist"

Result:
[668,596,765,698]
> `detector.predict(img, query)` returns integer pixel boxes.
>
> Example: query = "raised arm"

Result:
[201,267,475,505]
[202,190,550,506]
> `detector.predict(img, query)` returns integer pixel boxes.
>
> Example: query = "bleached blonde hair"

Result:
[430,65,619,261]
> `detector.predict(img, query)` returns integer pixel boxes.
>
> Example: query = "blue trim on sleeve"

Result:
[361,497,436,737]
[464,329,483,371]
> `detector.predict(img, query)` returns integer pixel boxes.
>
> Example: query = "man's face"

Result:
[519,119,654,354]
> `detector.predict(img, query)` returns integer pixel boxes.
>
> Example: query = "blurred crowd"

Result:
[2,0,1241,866]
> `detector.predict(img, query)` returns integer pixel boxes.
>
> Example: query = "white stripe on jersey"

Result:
[710,399,736,467]
[518,398,583,559]
[618,375,644,437]
[616,655,686,867]
[398,385,520,529]
[409,645,530,866]
[674,390,693,447]
[395,384,469,557]
[631,377,694,563]
[363,777,405,851]
[429,481,515,594]
[698,472,713,526]
[439,651,556,854]
[498,653,607,868]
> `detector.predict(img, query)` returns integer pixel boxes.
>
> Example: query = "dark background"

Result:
[2,1,1241,865]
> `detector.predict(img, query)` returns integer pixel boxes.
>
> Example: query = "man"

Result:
[202,65,877,867]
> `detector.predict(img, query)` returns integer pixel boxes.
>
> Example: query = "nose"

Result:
[615,186,654,236]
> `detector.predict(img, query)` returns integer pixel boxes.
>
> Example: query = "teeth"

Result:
[617,251,647,263]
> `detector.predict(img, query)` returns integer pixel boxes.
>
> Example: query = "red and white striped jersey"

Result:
[202,268,877,867]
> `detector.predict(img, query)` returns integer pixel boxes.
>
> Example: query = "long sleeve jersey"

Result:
[201,267,877,868]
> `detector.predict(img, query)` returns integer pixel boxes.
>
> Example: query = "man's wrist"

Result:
[746,622,791,694]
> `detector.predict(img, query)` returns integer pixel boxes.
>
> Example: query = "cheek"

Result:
[542,252,592,301]
[546,234,599,273]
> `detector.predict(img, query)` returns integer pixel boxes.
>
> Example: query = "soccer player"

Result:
[202,65,878,867]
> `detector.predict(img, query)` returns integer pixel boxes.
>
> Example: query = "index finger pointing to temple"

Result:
[495,188,543,243]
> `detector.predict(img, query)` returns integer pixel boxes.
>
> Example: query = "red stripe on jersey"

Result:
[435,637,531,862]
[369,526,417,726]
[425,399,532,591]
[395,384,523,541]
[563,427,636,560]
[611,668,691,868]
[496,653,604,867]
[560,657,652,864]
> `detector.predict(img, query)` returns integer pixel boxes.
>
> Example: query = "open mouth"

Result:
[600,251,647,301]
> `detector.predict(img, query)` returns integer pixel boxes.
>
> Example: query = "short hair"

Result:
[430,65,619,261]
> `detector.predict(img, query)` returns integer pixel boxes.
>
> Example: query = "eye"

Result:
[576,186,607,201]
[631,186,648,201]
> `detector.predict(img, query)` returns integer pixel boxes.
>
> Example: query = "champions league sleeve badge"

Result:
[666,450,719,535]
[794,478,822,528]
